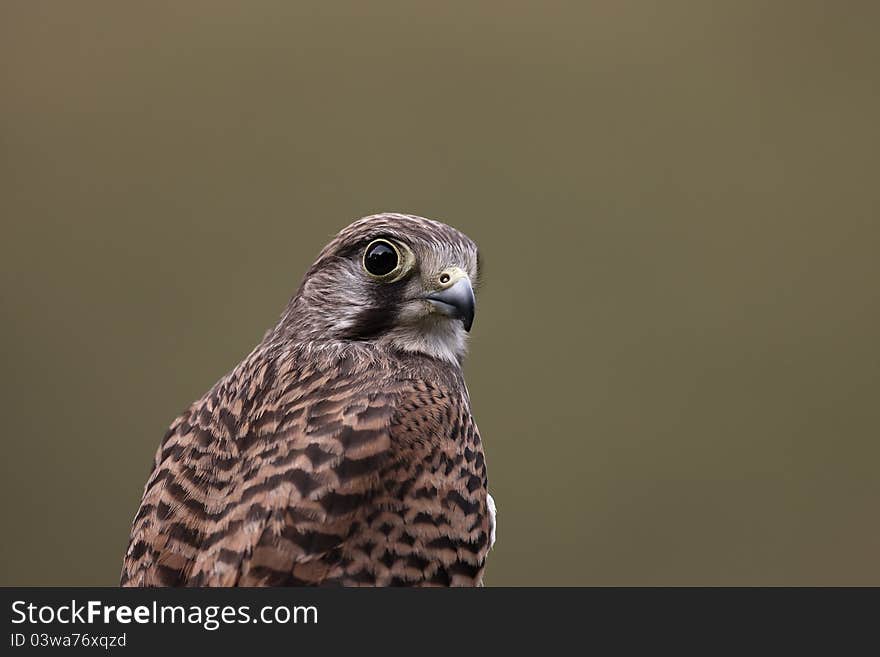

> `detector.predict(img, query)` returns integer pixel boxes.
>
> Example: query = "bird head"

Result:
[281,213,480,364]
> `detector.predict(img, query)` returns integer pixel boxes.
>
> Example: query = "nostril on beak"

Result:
[423,276,476,332]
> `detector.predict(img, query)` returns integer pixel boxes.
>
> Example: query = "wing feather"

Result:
[121,348,399,586]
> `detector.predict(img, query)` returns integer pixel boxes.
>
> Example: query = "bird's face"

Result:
[287,214,480,364]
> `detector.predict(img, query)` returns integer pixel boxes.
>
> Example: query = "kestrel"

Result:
[121,213,495,586]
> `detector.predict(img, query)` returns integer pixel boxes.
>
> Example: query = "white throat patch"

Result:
[381,319,469,365]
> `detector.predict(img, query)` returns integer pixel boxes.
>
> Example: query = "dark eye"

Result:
[363,239,400,277]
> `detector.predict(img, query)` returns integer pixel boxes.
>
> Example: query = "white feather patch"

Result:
[487,492,497,550]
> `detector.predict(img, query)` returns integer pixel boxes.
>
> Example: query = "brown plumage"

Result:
[121,213,494,586]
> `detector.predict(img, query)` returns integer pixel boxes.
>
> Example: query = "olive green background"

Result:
[2,2,878,586]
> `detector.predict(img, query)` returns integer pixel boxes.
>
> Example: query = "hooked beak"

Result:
[423,275,476,332]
